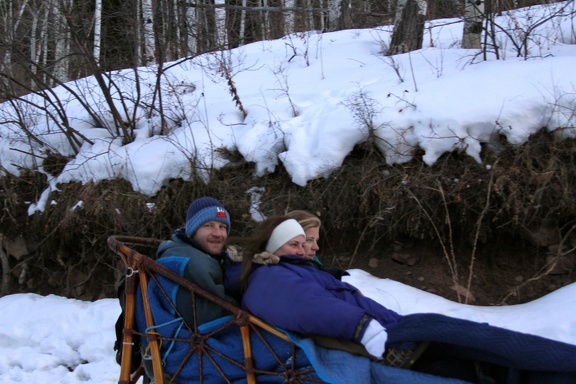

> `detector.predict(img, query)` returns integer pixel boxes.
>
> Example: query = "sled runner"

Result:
[108,235,322,384]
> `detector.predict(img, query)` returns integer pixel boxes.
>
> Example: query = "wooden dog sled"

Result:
[108,235,322,384]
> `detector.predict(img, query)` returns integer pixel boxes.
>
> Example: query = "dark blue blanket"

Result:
[387,313,576,372]
[285,313,576,384]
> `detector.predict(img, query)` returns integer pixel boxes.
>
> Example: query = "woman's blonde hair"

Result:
[286,210,321,231]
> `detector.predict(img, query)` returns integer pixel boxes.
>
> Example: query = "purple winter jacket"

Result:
[224,255,401,343]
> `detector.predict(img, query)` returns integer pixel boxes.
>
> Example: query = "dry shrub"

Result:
[322,131,576,251]
[0,171,45,238]
[1,130,575,299]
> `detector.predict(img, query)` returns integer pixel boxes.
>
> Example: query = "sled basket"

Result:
[108,235,322,384]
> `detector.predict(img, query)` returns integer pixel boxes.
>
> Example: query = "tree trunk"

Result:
[327,0,342,31]
[387,0,427,55]
[186,0,198,54]
[141,0,156,65]
[462,0,485,49]
[93,0,102,66]
[132,0,142,66]
[0,1,14,79]
[171,0,181,59]
[39,5,50,85]
[53,0,71,82]
[261,0,271,40]
[305,0,315,31]
[215,0,228,48]
[283,0,296,36]
[0,234,10,297]
[239,0,247,45]
[30,8,38,81]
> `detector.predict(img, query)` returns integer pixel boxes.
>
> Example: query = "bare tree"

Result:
[215,0,228,48]
[93,0,102,65]
[388,0,427,55]
[186,0,199,54]
[31,3,52,88]
[238,0,248,45]
[134,0,143,66]
[283,0,296,36]
[52,0,72,81]
[170,0,182,58]
[304,0,316,31]
[141,0,156,65]
[462,0,485,48]
[261,0,272,40]
[327,0,343,31]
[0,0,30,81]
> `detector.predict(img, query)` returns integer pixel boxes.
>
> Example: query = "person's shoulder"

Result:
[157,228,185,248]
[156,238,180,258]
[157,234,210,260]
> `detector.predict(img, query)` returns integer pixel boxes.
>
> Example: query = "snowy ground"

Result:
[1,1,575,383]
[0,3,574,216]
[0,270,575,383]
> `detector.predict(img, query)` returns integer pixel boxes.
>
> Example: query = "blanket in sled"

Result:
[287,313,576,384]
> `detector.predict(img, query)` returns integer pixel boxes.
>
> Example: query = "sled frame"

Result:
[108,235,321,384]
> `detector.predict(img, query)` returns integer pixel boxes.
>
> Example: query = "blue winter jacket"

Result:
[225,255,401,343]
[157,228,238,326]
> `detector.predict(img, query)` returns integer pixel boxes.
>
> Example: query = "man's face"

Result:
[193,220,228,255]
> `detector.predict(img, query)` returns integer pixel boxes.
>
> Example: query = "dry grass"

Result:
[0,130,575,299]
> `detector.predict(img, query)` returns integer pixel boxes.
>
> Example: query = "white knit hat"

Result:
[265,219,306,254]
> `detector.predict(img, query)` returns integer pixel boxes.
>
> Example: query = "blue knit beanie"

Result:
[185,197,231,237]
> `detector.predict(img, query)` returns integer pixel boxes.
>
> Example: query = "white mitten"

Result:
[360,319,388,360]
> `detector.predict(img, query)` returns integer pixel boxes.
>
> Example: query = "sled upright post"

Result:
[118,262,137,384]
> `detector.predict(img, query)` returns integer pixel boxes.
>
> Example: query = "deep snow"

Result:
[1,2,575,383]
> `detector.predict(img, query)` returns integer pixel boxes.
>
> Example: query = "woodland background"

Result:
[0,0,575,305]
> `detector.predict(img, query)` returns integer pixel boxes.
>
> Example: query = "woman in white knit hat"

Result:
[286,210,321,261]
[225,215,399,363]
[224,216,576,384]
